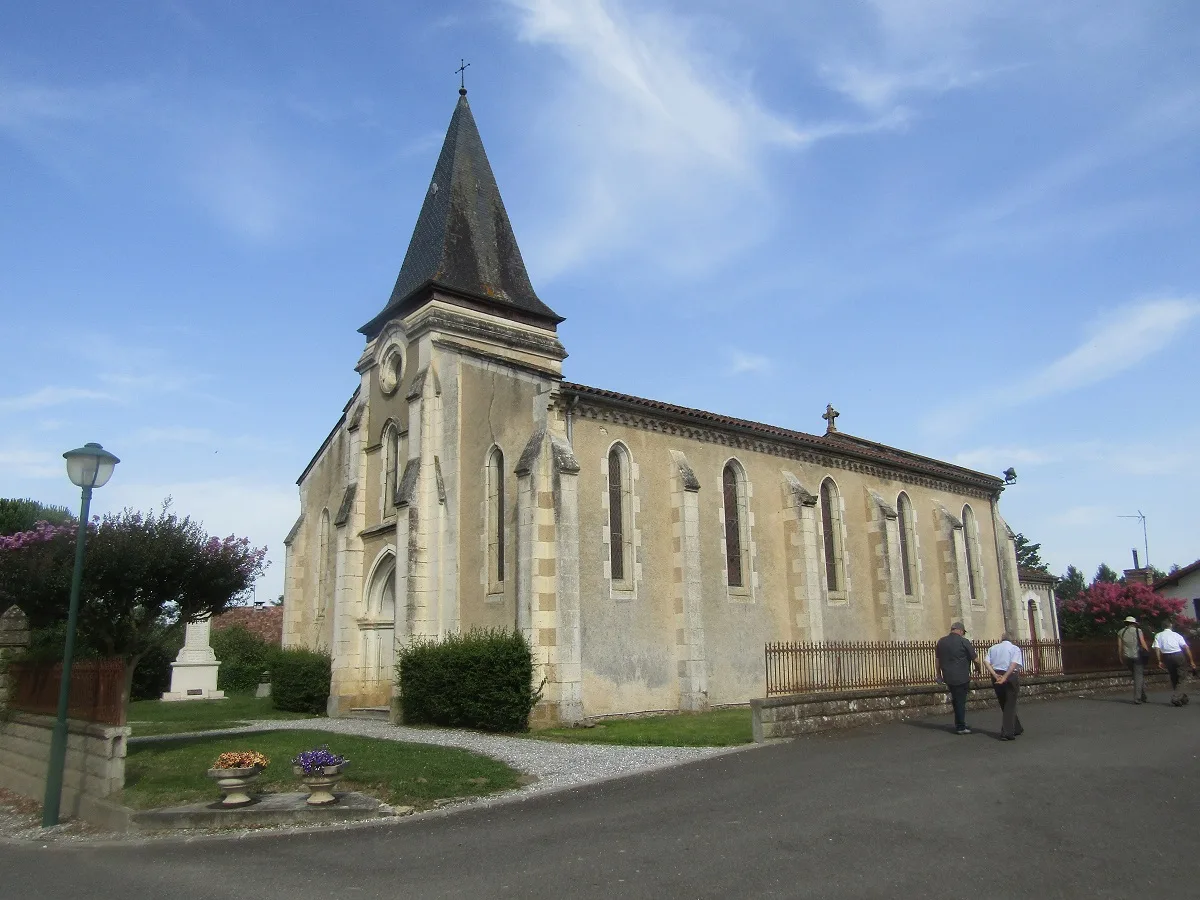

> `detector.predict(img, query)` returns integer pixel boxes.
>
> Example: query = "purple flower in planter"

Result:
[292,746,347,774]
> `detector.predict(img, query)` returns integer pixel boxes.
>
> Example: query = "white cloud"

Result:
[132,427,217,445]
[927,295,1200,436]
[504,0,899,278]
[725,349,772,375]
[1014,297,1200,403]
[951,446,1055,471]
[0,447,63,479]
[817,0,1006,111]
[1048,504,1113,528]
[0,386,117,412]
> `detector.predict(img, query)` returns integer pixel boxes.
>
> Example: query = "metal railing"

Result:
[7,658,127,725]
[1061,637,1200,675]
[765,639,1063,697]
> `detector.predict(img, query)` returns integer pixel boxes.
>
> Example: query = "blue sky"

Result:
[2,1,1198,604]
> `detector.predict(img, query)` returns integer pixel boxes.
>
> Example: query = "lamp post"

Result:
[42,442,119,828]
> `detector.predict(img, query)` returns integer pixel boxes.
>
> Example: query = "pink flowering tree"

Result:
[0,504,267,706]
[1057,581,1186,639]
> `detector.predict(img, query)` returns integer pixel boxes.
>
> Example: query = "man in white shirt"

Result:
[984,633,1024,741]
[1152,623,1197,706]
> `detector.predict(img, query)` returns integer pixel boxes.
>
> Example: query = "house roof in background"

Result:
[1154,558,1200,591]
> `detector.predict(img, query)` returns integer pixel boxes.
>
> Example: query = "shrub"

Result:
[397,628,541,732]
[211,624,272,694]
[20,624,179,701]
[129,636,183,701]
[271,647,331,714]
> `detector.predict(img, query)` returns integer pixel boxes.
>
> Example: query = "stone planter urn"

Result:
[293,763,347,806]
[206,766,262,807]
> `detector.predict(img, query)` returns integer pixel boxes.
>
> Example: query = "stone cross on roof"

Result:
[822,404,839,434]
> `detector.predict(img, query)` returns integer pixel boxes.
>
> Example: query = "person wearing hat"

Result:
[1116,615,1150,704]
[1152,621,1197,706]
[935,622,978,735]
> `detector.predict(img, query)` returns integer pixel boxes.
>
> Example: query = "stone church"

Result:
[282,88,1047,724]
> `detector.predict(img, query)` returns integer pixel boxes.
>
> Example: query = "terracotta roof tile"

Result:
[560,382,1003,491]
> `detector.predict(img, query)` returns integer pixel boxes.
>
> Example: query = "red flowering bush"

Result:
[1058,581,1186,639]
[0,504,267,706]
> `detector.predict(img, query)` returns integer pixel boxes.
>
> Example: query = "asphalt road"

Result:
[4,688,1198,900]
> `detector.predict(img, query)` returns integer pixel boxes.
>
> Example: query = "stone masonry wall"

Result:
[751,671,1171,741]
[0,712,131,829]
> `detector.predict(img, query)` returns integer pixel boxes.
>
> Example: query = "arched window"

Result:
[487,448,505,590]
[820,478,845,593]
[317,508,332,618]
[722,461,751,589]
[962,504,981,600]
[383,423,399,517]
[897,492,917,597]
[607,445,633,585]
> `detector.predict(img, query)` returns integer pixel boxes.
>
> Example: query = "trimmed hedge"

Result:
[397,628,541,732]
[271,647,331,714]
[211,625,273,694]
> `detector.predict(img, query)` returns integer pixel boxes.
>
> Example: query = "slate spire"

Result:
[360,90,562,337]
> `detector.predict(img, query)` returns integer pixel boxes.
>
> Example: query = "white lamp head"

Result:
[63,442,120,489]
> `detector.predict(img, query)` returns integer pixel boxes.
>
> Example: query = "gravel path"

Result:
[143,717,746,799]
[0,720,753,844]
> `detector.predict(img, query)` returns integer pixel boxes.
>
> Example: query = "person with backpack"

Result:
[1116,615,1150,704]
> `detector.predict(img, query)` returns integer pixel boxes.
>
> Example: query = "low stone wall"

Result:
[751,671,1169,742]
[0,711,132,830]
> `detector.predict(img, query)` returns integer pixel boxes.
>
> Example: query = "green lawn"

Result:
[122,729,523,810]
[533,707,752,746]
[127,695,319,736]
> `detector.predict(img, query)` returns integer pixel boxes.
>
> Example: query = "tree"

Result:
[0,505,267,706]
[1058,581,1186,639]
[1013,533,1048,572]
[1055,565,1086,604]
[0,498,73,536]
[1093,563,1121,584]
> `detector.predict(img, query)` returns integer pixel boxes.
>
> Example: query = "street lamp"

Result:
[42,442,119,828]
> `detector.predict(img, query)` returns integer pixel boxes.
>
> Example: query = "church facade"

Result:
[282,90,1046,724]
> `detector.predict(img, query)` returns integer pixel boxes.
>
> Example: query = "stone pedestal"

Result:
[161,616,225,701]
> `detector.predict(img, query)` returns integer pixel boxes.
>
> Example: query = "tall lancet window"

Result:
[607,445,633,585]
[383,423,399,518]
[962,504,982,600]
[820,478,845,593]
[487,448,505,591]
[317,509,332,619]
[897,492,917,597]
[722,462,748,588]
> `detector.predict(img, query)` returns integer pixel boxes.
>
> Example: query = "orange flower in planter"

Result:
[212,750,270,770]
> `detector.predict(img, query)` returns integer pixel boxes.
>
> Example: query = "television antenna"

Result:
[1117,511,1149,571]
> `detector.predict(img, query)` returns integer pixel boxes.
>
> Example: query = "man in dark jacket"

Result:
[936,622,978,735]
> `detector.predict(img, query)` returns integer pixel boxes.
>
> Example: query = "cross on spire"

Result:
[822,404,839,434]
[456,58,471,95]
